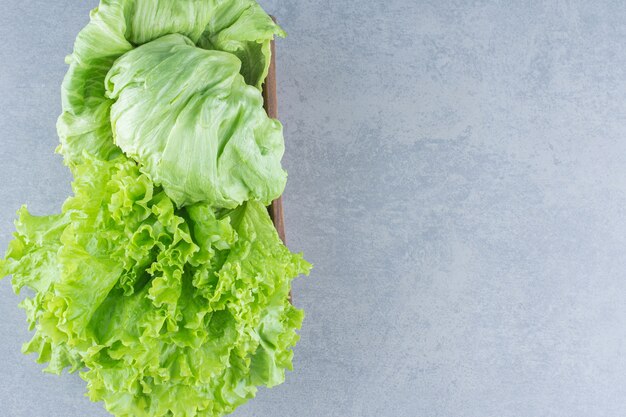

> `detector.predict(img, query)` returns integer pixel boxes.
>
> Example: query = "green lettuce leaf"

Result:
[105,34,286,208]
[2,155,310,416]
[57,0,285,167]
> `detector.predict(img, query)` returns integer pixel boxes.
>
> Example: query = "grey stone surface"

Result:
[1,0,626,416]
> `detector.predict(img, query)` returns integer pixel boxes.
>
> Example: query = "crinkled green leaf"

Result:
[2,155,310,416]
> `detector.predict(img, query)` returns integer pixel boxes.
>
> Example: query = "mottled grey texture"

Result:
[1,1,626,416]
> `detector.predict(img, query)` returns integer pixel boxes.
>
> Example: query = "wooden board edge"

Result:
[263,21,286,245]
[263,18,292,302]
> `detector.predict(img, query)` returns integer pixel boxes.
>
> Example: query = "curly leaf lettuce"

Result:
[1,156,310,416]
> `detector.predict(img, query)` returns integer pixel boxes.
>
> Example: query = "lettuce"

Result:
[1,1,309,416]
[106,34,286,208]
[57,0,285,172]
[1,156,310,416]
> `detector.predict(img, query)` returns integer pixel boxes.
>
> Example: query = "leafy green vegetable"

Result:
[106,34,286,208]
[1,1,309,416]
[57,0,285,169]
[1,156,309,416]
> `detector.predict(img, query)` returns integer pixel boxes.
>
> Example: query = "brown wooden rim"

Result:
[262,18,292,302]
[262,33,286,245]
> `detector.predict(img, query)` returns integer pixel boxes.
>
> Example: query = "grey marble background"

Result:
[1,1,626,416]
